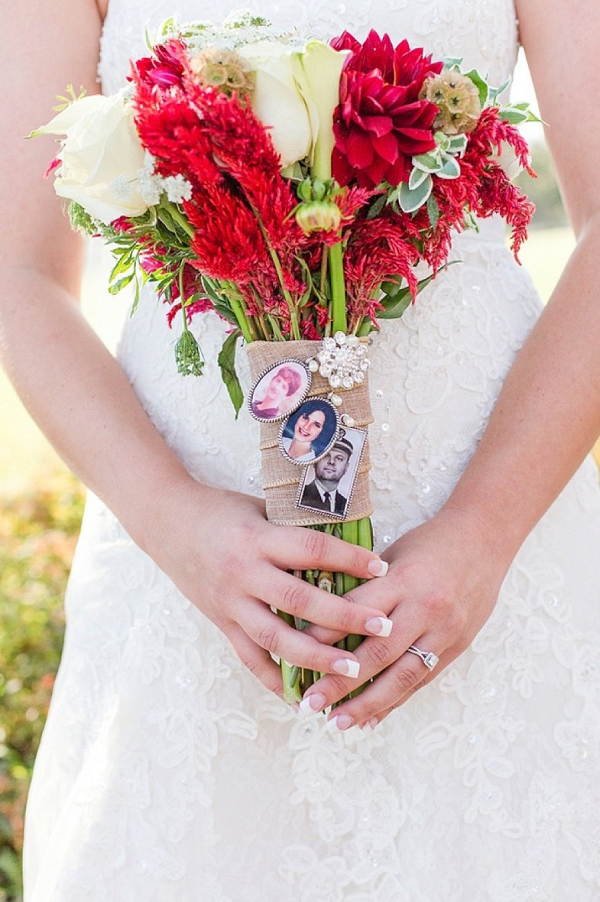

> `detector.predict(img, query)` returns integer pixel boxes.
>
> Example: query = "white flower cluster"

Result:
[124,153,193,207]
[157,9,303,53]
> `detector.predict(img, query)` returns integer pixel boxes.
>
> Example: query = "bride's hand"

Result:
[142,480,393,698]
[300,507,510,728]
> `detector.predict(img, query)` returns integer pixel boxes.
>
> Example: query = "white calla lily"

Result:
[238,39,349,173]
[237,41,313,169]
[293,41,350,179]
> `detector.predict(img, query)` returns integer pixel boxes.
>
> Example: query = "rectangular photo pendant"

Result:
[295,426,368,521]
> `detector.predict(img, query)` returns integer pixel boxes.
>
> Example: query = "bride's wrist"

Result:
[118,462,208,559]
[435,495,522,575]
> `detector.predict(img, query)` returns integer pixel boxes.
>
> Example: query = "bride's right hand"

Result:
[143,480,392,698]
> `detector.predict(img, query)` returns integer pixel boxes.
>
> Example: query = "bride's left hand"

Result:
[301,506,512,730]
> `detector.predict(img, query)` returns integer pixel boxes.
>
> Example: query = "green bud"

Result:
[298,178,313,202]
[312,179,327,201]
[295,201,342,235]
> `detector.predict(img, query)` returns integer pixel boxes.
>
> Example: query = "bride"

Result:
[4,0,600,899]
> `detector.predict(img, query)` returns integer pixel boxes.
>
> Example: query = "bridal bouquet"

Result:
[35,11,537,703]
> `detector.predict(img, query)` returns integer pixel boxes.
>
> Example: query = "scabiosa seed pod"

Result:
[190,49,256,96]
[420,71,482,135]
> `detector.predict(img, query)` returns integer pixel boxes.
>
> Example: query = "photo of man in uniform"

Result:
[298,430,354,517]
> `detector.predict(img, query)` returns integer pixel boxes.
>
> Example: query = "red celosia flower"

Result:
[166,297,214,327]
[342,210,420,329]
[331,30,443,188]
[426,107,535,262]
[44,157,61,179]
[134,40,186,88]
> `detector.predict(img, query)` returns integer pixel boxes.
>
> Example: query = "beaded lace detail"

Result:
[23,1,600,900]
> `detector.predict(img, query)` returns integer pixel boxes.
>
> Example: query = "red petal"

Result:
[385,155,411,186]
[372,131,399,164]
[360,114,393,136]
[365,154,391,185]
[346,130,375,168]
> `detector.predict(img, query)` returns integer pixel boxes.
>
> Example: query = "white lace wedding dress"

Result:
[23,1,600,900]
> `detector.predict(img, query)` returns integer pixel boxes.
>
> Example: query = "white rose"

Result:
[35,90,149,224]
[238,40,349,173]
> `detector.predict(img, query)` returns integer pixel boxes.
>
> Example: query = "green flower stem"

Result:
[178,267,191,334]
[320,245,329,295]
[163,201,195,239]
[357,516,374,551]
[277,609,302,704]
[228,294,254,344]
[329,241,347,334]
[256,220,301,340]
[267,316,285,341]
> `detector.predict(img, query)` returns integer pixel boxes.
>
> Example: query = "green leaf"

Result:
[366,193,387,220]
[378,265,459,320]
[108,272,136,295]
[443,56,463,69]
[499,108,529,125]
[427,194,440,229]
[447,134,468,155]
[488,77,511,105]
[437,156,461,179]
[409,166,431,191]
[378,290,413,320]
[398,175,433,213]
[199,277,238,325]
[217,330,244,417]
[412,152,441,173]
[464,68,489,108]
[109,250,134,282]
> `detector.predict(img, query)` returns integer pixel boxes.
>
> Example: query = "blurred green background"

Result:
[1,58,600,902]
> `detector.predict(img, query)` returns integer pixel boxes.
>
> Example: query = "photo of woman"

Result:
[279,398,339,464]
[249,361,308,422]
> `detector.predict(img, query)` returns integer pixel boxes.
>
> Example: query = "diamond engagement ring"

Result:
[407,645,440,671]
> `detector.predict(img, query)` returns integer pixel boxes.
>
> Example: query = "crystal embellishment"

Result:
[314,332,370,392]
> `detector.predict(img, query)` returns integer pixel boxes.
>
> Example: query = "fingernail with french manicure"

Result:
[326,713,354,733]
[361,717,379,734]
[365,616,393,637]
[368,558,388,577]
[332,658,360,678]
[299,692,326,717]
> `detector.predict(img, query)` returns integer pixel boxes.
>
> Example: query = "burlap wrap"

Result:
[246,340,374,526]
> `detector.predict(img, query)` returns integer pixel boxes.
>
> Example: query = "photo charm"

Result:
[296,426,368,520]
[278,397,340,465]
[248,359,311,423]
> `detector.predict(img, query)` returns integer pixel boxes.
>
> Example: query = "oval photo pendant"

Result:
[278,397,340,466]
[248,359,312,424]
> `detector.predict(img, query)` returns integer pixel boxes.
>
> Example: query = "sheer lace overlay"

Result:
[23,1,600,900]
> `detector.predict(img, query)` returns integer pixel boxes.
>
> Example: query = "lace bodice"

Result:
[99,0,519,95]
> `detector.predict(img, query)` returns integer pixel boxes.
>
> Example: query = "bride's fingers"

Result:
[306,573,400,644]
[268,525,389,582]
[299,627,442,720]
[235,599,366,679]
[220,621,284,698]
[247,565,393,637]
[324,640,446,731]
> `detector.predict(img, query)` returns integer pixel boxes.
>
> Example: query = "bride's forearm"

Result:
[0,264,198,547]
[443,214,600,561]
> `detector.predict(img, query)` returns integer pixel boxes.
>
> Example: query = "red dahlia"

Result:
[331,30,443,188]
